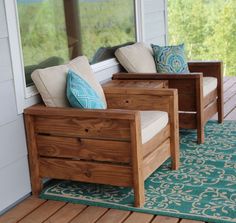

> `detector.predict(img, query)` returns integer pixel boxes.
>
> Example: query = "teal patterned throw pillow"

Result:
[66,70,105,109]
[151,43,189,73]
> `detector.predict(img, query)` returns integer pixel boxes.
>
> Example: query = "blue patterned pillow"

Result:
[151,43,189,73]
[66,70,105,109]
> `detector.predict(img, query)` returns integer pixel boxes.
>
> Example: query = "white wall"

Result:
[142,0,168,45]
[0,0,31,213]
[0,0,168,213]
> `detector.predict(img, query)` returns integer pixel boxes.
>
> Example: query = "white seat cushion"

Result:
[140,111,168,144]
[115,42,157,73]
[31,56,107,108]
[203,77,218,97]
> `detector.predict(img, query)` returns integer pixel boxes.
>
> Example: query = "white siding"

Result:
[0,157,31,212]
[0,0,31,213]
[142,0,167,45]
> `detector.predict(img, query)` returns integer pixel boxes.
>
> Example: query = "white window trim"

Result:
[4,0,144,114]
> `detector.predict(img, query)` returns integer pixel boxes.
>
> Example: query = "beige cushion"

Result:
[140,111,168,144]
[203,77,218,97]
[115,42,157,73]
[31,56,107,108]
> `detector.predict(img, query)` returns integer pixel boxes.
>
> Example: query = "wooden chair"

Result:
[24,56,179,207]
[114,43,224,144]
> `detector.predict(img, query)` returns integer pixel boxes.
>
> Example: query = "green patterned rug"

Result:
[40,121,236,223]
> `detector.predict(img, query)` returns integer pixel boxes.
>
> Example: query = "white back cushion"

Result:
[115,42,157,73]
[31,56,107,108]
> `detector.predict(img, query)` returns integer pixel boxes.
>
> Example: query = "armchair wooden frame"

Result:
[113,61,224,144]
[24,85,179,207]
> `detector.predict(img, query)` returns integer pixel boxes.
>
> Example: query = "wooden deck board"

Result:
[44,203,86,223]
[151,216,179,223]
[1,77,236,223]
[96,209,131,223]
[70,206,108,223]
[18,200,66,223]
[0,197,45,223]
[123,212,154,223]
[212,76,236,120]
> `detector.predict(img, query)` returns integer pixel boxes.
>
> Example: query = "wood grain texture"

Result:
[39,158,133,187]
[35,116,131,140]
[0,197,45,223]
[102,79,168,89]
[37,135,131,163]
[143,139,171,179]
[18,200,66,223]
[105,94,170,112]
[70,206,108,223]
[24,105,137,120]
[44,203,86,223]
[142,124,170,157]
[1,196,208,223]
[24,115,42,195]
[152,215,179,223]
[123,212,154,223]
[96,209,131,223]
[130,115,145,207]
[169,91,180,170]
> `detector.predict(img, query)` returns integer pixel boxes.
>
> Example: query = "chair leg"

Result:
[133,182,145,207]
[197,125,204,144]
[218,98,224,123]
[170,134,180,170]
[31,177,43,196]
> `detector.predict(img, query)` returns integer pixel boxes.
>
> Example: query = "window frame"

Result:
[5,0,144,113]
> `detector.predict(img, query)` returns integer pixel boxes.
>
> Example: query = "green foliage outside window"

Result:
[17,0,135,86]
[168,0,236,76]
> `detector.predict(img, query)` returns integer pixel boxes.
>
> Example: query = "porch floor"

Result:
[1,77,236,223]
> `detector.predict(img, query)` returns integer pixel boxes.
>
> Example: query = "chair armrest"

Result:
[103,86,178,114]
[24,104,138,120]
[110,74,203,112]
[188,60,223,79]
[113,72,203,80]
[24,104,141,143]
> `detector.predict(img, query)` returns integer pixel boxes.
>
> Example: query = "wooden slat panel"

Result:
[0,197,45,223]
[96,209,130,223]
[204,89,217,107]
[169,79,196,95]
[37,135,131,163]
[124,212,154,223]
[18,200,66,223]
[35,116,131,140]
[44,203,86,223]
[143,139,171,179]
[70,206,108,223]
[178,94,196,111]
[179,113,197,129]
[25,105,137,120]
[142,124,170,157]
[152,215,179,223]
[225,107,236,120]
[224,93,236,117]
[106,94,170,112]
[102,80,168,89]
[204,101,218,123]
[39,158,133,187]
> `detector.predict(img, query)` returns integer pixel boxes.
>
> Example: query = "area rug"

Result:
[40,121,236,223]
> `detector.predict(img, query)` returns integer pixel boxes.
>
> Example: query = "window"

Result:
[168,0,236,76]
[17,0,136,86]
